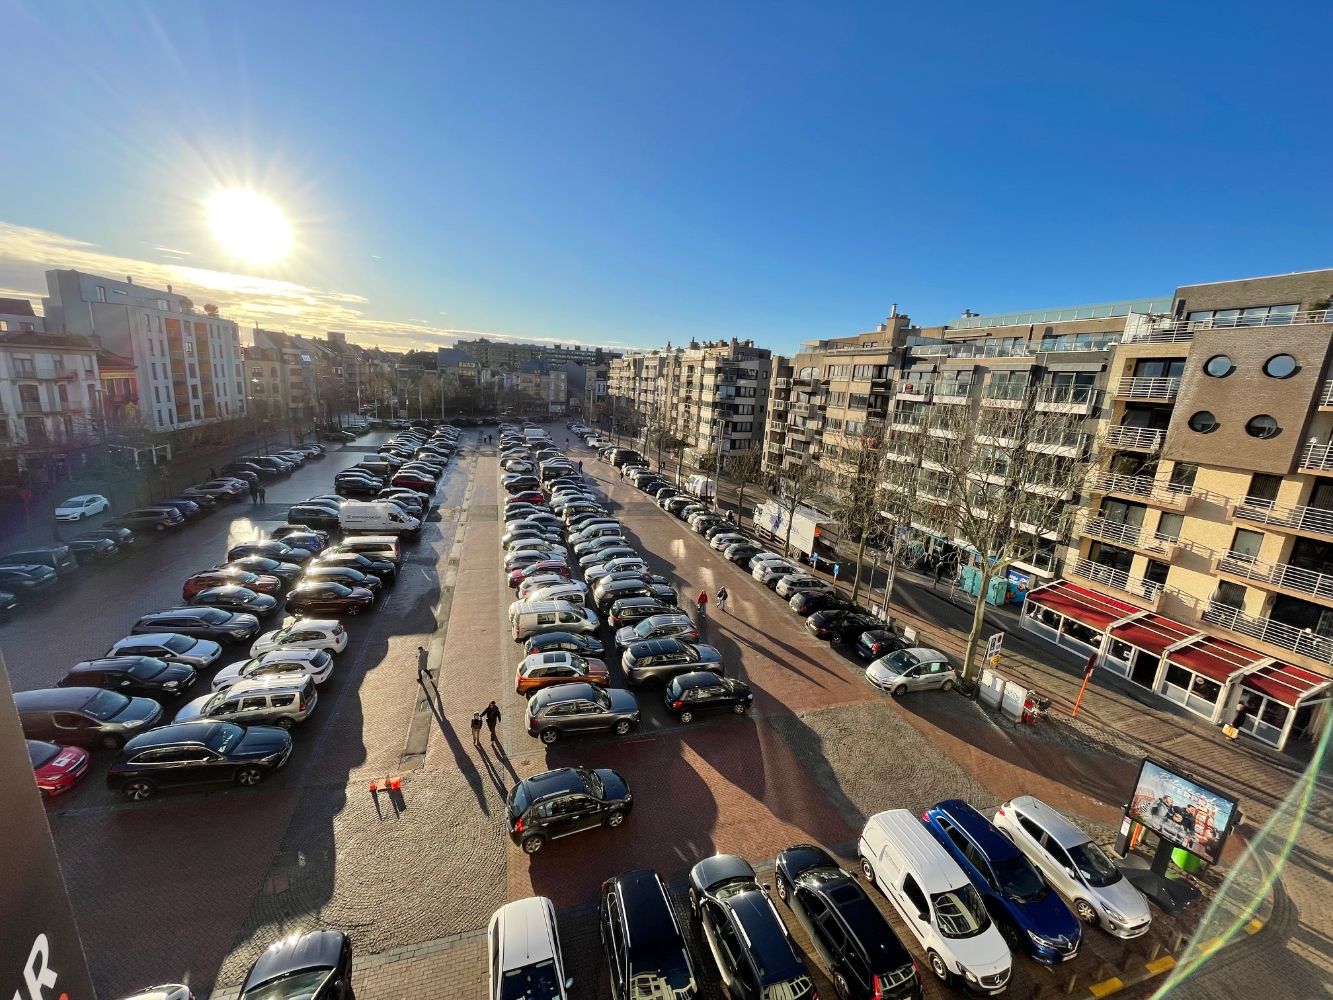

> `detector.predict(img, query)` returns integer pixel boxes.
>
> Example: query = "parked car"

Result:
[687,854,816,1000]
[28,739,91,797]
[0,545,78,575]
[773,843,923,1000]
[515,651,609,695]
[607,597,674,630]
[132,608,260,644]
[488,898,571,1000]
[522,631,605,658]
[106,720,292,800]
[525,683,639,744]
[66,535,119,565]
[285,581,375,617]
[105,507,184,532]
[155,498,205,521]
[865,648,956,697]
[923,799,1082,963]
[300,565,383,597]
[287,504,343,530]
[790,591,857,617]
[75,526,137,552]
[775,574,834,599]
[106,633,222,671]
[189,585,280,617]
[54,494,111,520]
[505,765,632,854]
[622,638,722,687]
[614,612,698,649]
[176,673,318,728]
[183,569,282,601]
[0,563,57,595]
[175,490,218,511]
[753,557,801,585]
[59,656,196,699]
[212,647,335,689]
[0,589,16,617]
[993,796,1152,939]
[723,541,763,565]
[15,687,163,749]
[807,608,883,643]
[600,869,697,1000]
[664,671,753,724]
[228,540,312,564]
[239,929,352,1000]
[316,550,397,585]
[251,618,348,656]
[855,628,911,661]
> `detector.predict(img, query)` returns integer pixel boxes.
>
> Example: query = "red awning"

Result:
[1109,614,1197,657]
[1244,663,1332,707]
[1027,581,1140,632]
[1168,637,1263,685]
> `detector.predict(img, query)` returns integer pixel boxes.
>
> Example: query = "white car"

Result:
[994,796,1152,939]
[212,648,334,690]
[775,574,834,599]
[250,618,348,656]
[490,901,573,1000]
[584,559,649,585]
[754,559,801,585]
[55,494,110,520]
[709,532,748,551]
[506,539,567,556]
[517,573,569,599]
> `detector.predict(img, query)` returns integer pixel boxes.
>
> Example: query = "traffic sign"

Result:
[985,633,1004,661]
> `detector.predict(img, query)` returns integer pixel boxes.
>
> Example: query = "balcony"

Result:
[1114,376,1179,402]
[1203,601,1333,664]
[896,382,932,402]
[1320,380,1333,410]
[1105,424,1166,452]
[1233,496,1333,541]
[1034,384,1099,414]
[1214,550,1333,606]
[1081,516,1178,558]
[980,383,1028,408]
[1068,557,1162,605]
[1300,441,1333,473]
[773,378,791,390]
[1127,308,1333,344]
[932,382,973,405]
[1091,472,1193,510]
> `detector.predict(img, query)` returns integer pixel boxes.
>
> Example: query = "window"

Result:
[1154,512,1182,544]
[96,285,107,302]
[1246,473,1282,504]
[1263,354,1298,378]
[1203,355,1234,378]
[1187,410,1218,433]
[901,874,929,917]
[1230,528,1264,560]
[1245,415,1280,439]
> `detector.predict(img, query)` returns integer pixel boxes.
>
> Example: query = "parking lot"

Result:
[5,423,1176,999]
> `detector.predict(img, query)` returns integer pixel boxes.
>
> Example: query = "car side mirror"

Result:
[918,910,929,923]
[761,882,771,893]
[564,978,574,989]
[1064,867,1077,880]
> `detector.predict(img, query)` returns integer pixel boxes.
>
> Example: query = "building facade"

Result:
[0,331,102,452]
[450,337,616,370]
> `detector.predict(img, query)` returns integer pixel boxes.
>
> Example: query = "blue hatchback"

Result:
[922,799,1082,964]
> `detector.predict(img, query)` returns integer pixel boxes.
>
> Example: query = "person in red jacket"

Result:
[696,589,708,618]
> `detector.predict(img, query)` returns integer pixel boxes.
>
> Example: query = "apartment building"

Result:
[0,330,103,451]
[42,269,247,433]
[451,337,617,369]
[610,339,771,469]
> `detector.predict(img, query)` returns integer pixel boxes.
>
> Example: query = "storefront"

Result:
[1159,637,1261,723]
[1021,581,1140,655]
[1105,613,1197,690]
[1233,663,1332,749]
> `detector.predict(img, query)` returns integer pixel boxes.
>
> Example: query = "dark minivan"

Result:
[601,868,698,1000]
[15,687,163,749]
[0,545,78,576]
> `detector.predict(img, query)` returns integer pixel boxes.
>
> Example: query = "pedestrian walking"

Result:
[470,713,483,745]
[258,485,267,503]
[832,563,840,583]
[578,460,584,473]
[716,586,729,613]
[696,589,708,619]
[481,700,502,743]
[249,483,259,504]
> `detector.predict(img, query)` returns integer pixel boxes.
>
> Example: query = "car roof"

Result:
[726,893,805,984]
[902,647,950,661]
[514,600,580,614]
[281,618,340,631]
[1008,795,1090,848]
[531,682,600,708]
[630,638,686,655]
[518,767,590,804]
[932,800,1024,862]
[222,674,312,695]
[128,721,220,748]
[15,687,105,710]
[814,876,914,970]
[864,809,971,892]
[493,896,558,971]
[259,648,324,663]
[673,670,724,688]
[115,633,195,646]
[641,613,692,627]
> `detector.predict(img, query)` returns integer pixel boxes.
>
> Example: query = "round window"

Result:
[1263,354,1298,379]
[1204,355,1235,378]
[1245,415,1280,439]
[1188,411,1219,433]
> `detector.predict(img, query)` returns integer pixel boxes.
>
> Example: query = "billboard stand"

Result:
[1118,838,1204,917]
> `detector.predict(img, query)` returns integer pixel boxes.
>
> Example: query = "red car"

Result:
[28,739,90,797]
[390,472,435,493]
[182,569,282,601]
[509,490,547,505]
[285,581,376,616]
[508,560,574,589]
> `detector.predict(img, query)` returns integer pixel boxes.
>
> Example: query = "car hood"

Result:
[1013,887,1084,942]
[867,658,904,681]
[157,663,198,686]
[1096,873,1152,922]
[592,767,630,802]
[586,658,609,679]
[613,626,640,647]
[606,689,639,714]
[173,694,212,723]
[116,697,164,726]
[242,930,344,992]
[235,726,294,759]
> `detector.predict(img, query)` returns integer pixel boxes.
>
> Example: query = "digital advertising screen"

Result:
[1126,758,1240,865]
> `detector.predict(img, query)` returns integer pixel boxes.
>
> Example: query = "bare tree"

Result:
[921,395,1090,683]
[723,446,765,527]
[828,420,893,604]
[775,459,824,559]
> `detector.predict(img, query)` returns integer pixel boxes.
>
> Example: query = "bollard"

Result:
[1062,971,1080,995]
[1147,941,1162,962]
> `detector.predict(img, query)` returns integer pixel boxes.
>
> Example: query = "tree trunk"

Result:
[736,482,748,529]
[851,531,868,604]
[783,506,796,558]
[961,566,992,684]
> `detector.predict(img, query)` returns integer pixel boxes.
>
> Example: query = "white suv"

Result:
[488,897,571,1000]
[250,618,348,656]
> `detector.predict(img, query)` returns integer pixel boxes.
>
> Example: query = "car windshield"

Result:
[994,855,1047,901]
[1069,841,1122,887]
[205,723,244,753]
[500,959,561,1000]
[164,635,196,653]
[568,655,587,671]
[878,649,916,674]
[633,619,659,637]
[243,969,330,1000]
[126,659,166,680]
[27,742,58,768]
[931,885,991,938]
[83,689,131,720]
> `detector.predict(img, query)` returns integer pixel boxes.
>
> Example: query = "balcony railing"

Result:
[1081,516,1176,556]
[1320,380,1333,407]
[1203,601,1333,664]
[932,381,974,402]
[1129,308,1333,343]
[1300,441,1333,471]
[1215,550,1333,603]
[1114,376,1179,401]
[1034,384,1099,408]
[1233,496,1333,538]
[1092,472,1193,507]
[1069,557,1162,602]
[1105,424,1166,452]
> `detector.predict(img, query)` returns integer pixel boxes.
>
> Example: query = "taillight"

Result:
[871,975,883,1000]
[672,699,683,709]
[514,818,524,833]
[921,810,930,821]
[299,697,307,711]
[996,806,1006,817]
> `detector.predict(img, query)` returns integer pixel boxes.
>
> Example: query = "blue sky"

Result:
[1,1,1329,354]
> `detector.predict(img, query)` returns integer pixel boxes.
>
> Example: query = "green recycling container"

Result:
[1171,848,1202,873]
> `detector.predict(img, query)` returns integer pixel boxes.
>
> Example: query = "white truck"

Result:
[753,499,835,561]
[684,474,715,500]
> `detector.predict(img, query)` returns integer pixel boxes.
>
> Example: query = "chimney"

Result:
[167,284,173,294]
[890,303,898,318]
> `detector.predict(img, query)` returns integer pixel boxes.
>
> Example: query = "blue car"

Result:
[922,799,1082,964]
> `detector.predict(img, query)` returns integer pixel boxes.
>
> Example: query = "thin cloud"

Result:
[152,245,193,257]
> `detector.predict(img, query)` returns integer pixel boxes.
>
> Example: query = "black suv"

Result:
[774,844,924,1000]
[665,672,753,724]
[106,721,292,801]
[622,638,722,687]
[505,766,632,854]
[601,869,698,1000]
[59,656,197,699]
[132,607,261,643]
[807,608,883,643]
[687,854,815,1000]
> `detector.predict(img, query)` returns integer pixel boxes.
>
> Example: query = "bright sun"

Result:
[205,188,293,264]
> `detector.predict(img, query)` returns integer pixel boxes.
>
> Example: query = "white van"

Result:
[858,809,1012,993]
[508,583,589,619]
[339,500,421,535]
[487,896,571,1000]
[684,474,715,500]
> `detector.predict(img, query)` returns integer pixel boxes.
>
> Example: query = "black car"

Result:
[66,535,119,565]
[622,638,723,687]
[316,550,397,585]
[702,522,737,540]
[0,563,58,594]
[105,507,183,532]
[189,585,280,616]
[15,687,164,749]
[223,461,276,481]
[176,490,219,510]
[595,580,675,612]
[76,526,137,551]
[222,556,303,584]
[790,591,856,617]
[665,672,753,724]
[525,683,640,744]
[228,541,312,564]
[106,721,292,800]
[807,608,883,643]
[288,504,342,530]
[725,542,763,565]
[333,478,382,499]
[505,765,632,854]
[522,630,605,658]
[59,656,196,699]
[607,597,673,629]
[132,607,260,644]
[601,869,698,1000]
[220,465,261,485]
[855,628,912,661]
[300,565,383,597]
[774,844,923,1000]
[688,855,816,1000]
[269,529,329,554]
[240,929,353,1000]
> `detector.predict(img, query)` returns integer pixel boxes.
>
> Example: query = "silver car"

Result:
[865,647,956,697]
[106,633,222,670]
[524,683,640,744]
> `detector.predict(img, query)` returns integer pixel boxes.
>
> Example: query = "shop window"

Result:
[1245,415,1280,439]
[1263,354,1298,379]
[1064,620,1100,647]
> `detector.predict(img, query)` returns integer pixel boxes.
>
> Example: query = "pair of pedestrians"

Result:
[248,483,268,504]
[696,587,728,618]
[471,700,502,746]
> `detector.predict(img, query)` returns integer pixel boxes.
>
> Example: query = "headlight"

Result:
[1029,929,1063,947]
[163,680,179,691]
[962,968,978,983]
[123,718,147,728]
[1101,903,1125,921]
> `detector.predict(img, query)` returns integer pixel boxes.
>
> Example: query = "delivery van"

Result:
[684,474,715,500]
[339,501,420,536]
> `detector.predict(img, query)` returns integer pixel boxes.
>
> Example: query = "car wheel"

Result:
[276,717,294,730]
[347,606,362,616]
[678,710,694,724]
[732,702,748,715]
[521,835,545,854]
[927,950,950,982]
[833,973,851,1000]
[235,766,265,787]
[941,678,954,692]
[540,728,560,745]
[775,873,789,903]
[860,858,877,886]
[101,734,124,750]
[605,810,625,828]
[892,685,907,698]
[613,719,631,736]
[1075,899,1099,925]
[123,779,155,801]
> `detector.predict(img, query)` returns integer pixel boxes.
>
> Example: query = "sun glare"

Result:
[205,188,293,264]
